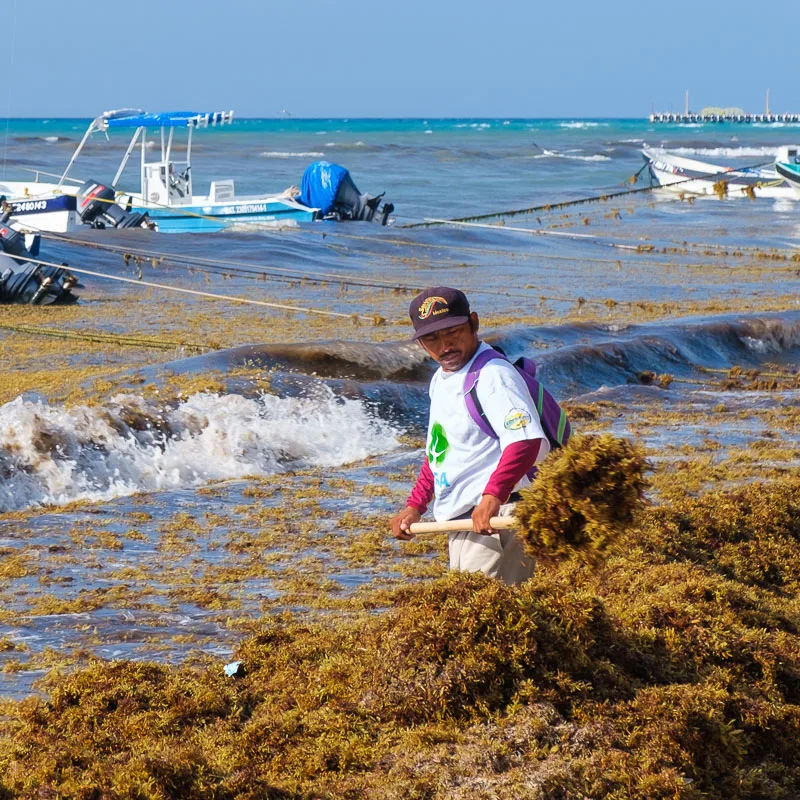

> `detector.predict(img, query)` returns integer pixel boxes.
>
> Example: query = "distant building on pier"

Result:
[649,90,799,124]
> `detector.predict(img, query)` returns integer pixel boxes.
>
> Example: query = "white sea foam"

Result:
[528,149,611,162]
[662,146,781,159]
[42,136,60,144]
[0,391,401,512]
[559,121,608,129]
[227,219,300,232]
[259,151,325,159]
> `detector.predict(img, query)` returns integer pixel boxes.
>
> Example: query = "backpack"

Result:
[463,347,571,452]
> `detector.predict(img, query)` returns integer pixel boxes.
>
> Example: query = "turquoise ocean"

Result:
[4,115,800,220]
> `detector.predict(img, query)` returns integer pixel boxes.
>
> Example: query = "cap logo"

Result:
[417,296,449,320]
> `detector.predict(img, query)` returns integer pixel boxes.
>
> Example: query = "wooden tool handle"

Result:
[408,516,515,534]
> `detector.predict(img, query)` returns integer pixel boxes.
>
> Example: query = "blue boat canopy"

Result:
[299,161,352,215]
[104,110,234,129]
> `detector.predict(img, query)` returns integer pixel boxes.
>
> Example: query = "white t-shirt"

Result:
[426,342,549,521]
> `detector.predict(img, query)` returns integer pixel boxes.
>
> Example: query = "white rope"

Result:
[39,230,419,292]
[26,256,382,322]
[422,218,640,251]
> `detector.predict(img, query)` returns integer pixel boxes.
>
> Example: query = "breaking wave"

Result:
[13,135,71,144]
[0,390,401,512]
[559,121,609,129]
[528,149,612,162]
[660,145,781,159]
[2,312,797,513]
[259,151,325,159]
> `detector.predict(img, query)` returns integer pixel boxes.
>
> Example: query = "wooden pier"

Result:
[650,91,799,124]
[650,111,800,124]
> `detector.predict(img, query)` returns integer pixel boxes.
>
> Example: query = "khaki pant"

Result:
[447,502,535,585]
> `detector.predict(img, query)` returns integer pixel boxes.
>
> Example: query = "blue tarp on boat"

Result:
[299,161,351,215]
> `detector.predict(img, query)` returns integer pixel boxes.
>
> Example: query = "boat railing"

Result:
[19,168,84,186]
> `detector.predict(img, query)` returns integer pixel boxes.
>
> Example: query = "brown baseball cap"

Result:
[409,286,471,339]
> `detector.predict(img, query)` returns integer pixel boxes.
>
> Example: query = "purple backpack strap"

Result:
[463,349,506,439]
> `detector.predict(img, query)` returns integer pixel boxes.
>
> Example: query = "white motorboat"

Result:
[0,109,319,233]
[642,148,796,200]
[0,109,394,234]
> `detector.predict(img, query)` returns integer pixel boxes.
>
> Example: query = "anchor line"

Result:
[37,230,423,294]
[286,228,800,276]
[23,253,748,317]
[399,160,773,228]
[20,255,386,325]
[0,322,212,353]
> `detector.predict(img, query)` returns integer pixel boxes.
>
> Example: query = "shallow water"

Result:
[1,117,799,698]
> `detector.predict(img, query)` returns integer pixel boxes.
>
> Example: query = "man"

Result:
[390,287,550,585]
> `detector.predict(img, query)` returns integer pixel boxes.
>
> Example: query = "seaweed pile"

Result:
[514,433,649,565]
[1,475,800,799]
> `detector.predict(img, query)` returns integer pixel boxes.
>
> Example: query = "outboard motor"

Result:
[299,162,394,225]
[0,213,79,305]
[77,180,153,229]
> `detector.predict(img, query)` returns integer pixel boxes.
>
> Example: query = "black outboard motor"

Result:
[330,172,395,225]
[77,180,153,229]
[0,213,79,305]
[298,162,394,226]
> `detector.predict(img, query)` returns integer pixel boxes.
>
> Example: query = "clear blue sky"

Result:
[4,0,794,118]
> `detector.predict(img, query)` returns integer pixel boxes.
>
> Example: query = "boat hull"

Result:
[0,180,318,233]
[3,194,83,233]
[774,161,800,200]
[644,150,796,200]
[127,197,317,232]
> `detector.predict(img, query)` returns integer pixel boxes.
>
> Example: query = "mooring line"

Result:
[421,218,641,250]
[399,160,773,228]
[37,231,423,294]
[22,256,386,325]
[0,322,212,352]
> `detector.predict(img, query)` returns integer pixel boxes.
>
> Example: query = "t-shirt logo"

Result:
[427,421,449,465]
[504,408,532,431]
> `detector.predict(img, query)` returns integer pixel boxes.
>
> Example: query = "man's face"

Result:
[418,313,480,372]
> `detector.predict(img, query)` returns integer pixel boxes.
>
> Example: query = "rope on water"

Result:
[419,218,641,250]
[22,256,387,325]
[0,322,212,352]
[399,160,773,228]
[297,228,800,278]
[38,231,424,295]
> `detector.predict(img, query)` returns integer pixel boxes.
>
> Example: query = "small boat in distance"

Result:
[642,148,796,200]
[774,146,800,199]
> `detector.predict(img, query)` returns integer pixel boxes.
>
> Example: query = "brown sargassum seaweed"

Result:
[514,433,650,566]
[1,474,800,798]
